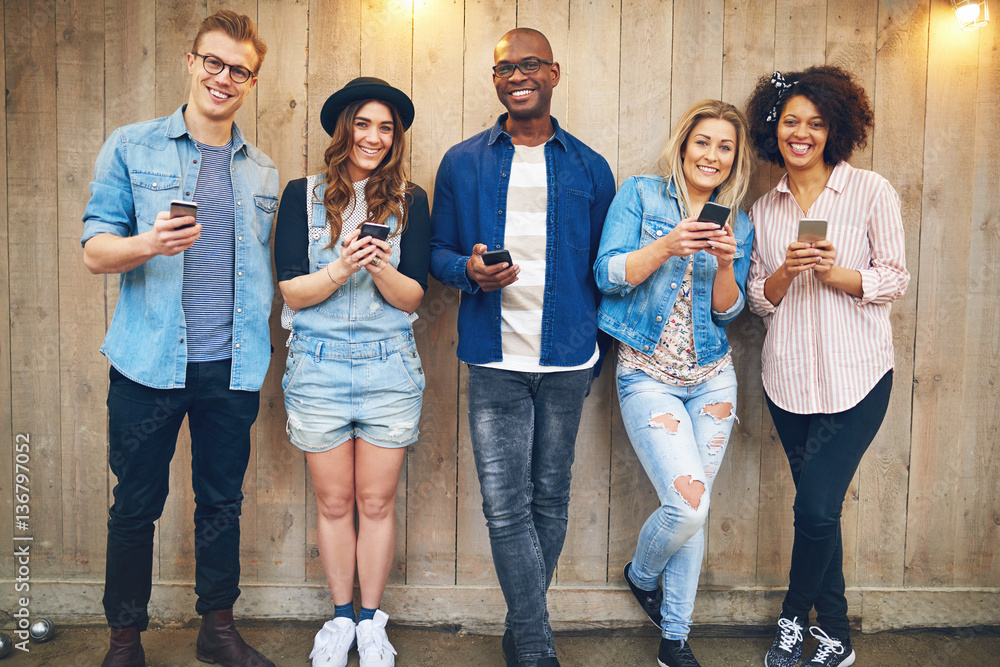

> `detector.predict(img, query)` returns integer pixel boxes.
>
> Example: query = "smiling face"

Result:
[345,101,395,182]
[493,30,559,123]
[186,30,258,126]
[776,94,829,173]
[680,118,738,202]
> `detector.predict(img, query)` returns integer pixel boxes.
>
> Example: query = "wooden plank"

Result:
[6,0,63,578]
[823,0,879,592]
[460,0,511,140]
[455,0,514,586]
[304,0,361,584]
[754,0,828,588]
[156,0,203,583]
[616,0,672,182]
[103,0,157,577]
[606,0,674,583]
[670,0,724,128]
[56,0,109,579]
[555,0,620,584]
[252,0,309,586]
[0,0,11,582]
[904,0,980,588]
[706,0,774,589]
[516,0,569,125]
[857,0,929,588]
[955,17,1000,587]
[359,0,414,588]
[406,0,464,587]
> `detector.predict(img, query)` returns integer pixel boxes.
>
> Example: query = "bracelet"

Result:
[326,264,346,286]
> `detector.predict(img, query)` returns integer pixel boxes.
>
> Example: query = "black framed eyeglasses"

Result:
[191,53,255,84]
[492,58,553,78]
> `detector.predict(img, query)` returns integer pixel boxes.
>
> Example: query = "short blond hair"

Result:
[192,10,267,73]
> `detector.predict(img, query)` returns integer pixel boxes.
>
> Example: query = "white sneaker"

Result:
[356,609,396,667]
[309,617,356,667]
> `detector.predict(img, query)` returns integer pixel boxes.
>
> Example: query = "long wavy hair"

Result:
[316,98,410,249]
[658,99,752,225]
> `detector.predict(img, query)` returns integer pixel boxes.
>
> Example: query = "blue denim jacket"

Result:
[81,106,279,390]
[429,115,616,368]
[594,175,753,365]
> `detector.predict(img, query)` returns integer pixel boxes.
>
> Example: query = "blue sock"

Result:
[358,606,377,622]
[334,602,356,623]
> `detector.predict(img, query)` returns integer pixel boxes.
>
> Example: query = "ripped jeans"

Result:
[616,363,738,639]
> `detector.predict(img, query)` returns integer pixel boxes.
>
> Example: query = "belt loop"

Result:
[315,341,324,361]
[381,340,387,362]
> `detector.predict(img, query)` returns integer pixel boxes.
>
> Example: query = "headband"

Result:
[766,71,797,123]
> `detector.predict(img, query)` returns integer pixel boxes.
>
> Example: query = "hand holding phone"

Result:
[467,244,518,292]
[169,200,198,229]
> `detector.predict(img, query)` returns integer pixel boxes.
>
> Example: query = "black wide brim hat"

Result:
[320,76,415,136]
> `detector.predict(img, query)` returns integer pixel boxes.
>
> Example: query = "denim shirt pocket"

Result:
[563,189,594,253]
[253,194,278,244]
[130,171,181,228]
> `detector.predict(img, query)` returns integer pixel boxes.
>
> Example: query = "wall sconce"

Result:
[951,0,990,30]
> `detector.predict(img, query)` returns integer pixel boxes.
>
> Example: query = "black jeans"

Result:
[765,370,892,639]
[103,360,259,630]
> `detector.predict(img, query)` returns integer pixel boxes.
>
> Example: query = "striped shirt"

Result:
[481,141,597,373]
[182,139,235,362]
[747,161,909,414]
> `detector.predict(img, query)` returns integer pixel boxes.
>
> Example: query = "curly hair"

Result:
[745,65,873,168]
[658,99,753,224]
[316,99,410,249]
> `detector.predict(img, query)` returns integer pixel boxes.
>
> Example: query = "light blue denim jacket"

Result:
[81,106,279,390]
[594,175,753,365]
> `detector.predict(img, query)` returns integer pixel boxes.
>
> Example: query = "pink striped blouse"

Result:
[747,161,909,414]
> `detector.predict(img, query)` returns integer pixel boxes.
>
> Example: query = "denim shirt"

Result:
[81,106,279,391]
[429,114,616,368]
[594,175,753,366]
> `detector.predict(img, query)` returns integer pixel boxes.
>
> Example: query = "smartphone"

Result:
[697,202,731,228]
[797,218,828,244]
[360,222,390,242]
[170,200,198,229]
[481,249,513,266]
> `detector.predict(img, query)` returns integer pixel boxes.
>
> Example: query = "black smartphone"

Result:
[797,218,828,244]
[481,249,513,266]
[169,200,198,229]
[697,202,730,228]
[360,222,390,242]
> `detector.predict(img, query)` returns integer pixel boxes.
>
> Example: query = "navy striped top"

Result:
[182,139,235,362]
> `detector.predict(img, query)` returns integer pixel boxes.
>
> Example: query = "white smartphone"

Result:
[797,218,827,244]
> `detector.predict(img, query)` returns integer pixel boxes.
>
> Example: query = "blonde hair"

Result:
[192,10,267,73]
[317,99,410,248]
[658,99,752,224]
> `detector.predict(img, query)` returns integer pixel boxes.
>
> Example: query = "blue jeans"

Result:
[103,360,259,630]
[467,365,593,662]
[616,364,738,640]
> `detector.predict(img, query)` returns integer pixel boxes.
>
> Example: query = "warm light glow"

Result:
[952,0,990,31]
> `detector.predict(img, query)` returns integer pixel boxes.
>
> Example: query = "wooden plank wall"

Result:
[1,0,998,633]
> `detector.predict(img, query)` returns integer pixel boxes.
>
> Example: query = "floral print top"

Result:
[618,260,732,386]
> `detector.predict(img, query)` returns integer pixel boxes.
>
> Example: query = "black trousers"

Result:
[765,370,892,639]
[103,360,259,630]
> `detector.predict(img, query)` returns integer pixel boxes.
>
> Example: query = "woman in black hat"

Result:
[274,77,429,667]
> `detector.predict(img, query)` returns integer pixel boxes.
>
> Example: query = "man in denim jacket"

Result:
[430,28,615,667]
[81,11,276,667]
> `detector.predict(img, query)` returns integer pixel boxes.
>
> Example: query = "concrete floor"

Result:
[4,623,999,666]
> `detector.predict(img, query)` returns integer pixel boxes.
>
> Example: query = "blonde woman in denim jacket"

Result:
[594,100,753,667]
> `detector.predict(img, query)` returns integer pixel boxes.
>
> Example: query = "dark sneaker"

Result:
[502,628,517,667]
[657,638,701,667]
[623,561,662,628]
[764,615,804,667]
[805,627,855,666]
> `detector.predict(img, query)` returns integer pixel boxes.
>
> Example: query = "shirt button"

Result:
[237,308,242,313]
[235,343,240,348]
[643,345,650,351]
[238,236,243,241]
[180,338,184,343]
[237,201,242,206]
[502,173,507,178]
[497,210,503,215]
[670,282,678,289]
[656,316,663,322]
[193,159,198,164]
[152,182,157,187]
[238,271,243,276]
[185,191,191,196]
[656,230,663,237]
